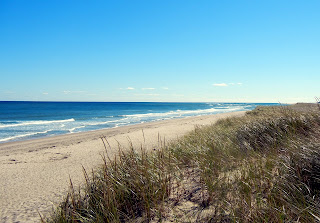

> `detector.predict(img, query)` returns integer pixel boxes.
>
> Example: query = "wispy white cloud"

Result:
[3,91,15,94]
[228,83,242,86]
[127,87,135,90]
[162,87,169,90]
[142,88,155,90]
[213,83,228,87]
[134,93,160,96]
[42,92,49,95]
[63,90,86,94]
[213,83,242,87]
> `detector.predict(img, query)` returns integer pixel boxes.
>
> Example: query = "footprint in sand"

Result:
[49,153,70,161]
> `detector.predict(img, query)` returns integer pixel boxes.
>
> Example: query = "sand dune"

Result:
[0,111,245,223]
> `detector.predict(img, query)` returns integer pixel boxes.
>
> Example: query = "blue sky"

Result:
[1,0,319,103]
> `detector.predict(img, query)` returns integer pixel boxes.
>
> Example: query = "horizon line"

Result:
[0,100,284,104]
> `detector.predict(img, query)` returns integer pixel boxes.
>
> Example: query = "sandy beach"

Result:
[0,111,246,223]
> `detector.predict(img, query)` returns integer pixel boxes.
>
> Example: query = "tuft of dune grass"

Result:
[45,103,320,222]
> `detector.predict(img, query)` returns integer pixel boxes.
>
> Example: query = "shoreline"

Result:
[0,111,246,223]
[0,101,264,145]
[0,111,245,155]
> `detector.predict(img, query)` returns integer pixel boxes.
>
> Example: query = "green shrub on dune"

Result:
[45,104,320,223]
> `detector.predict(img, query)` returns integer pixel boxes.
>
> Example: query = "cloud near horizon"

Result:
[213,83,228,87]
[63,90,86,94]
[142,88,155,90]
[213,83,243,87]
[127,87,135,90]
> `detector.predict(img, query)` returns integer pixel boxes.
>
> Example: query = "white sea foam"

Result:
[86,118,129,127]
[68,118,130,133]
[0,130,50,142]
[68,126,85,133]
[0,118,75,128]
[125,106,244,119]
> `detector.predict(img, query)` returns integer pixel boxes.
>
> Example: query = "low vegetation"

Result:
[44,103,320,222]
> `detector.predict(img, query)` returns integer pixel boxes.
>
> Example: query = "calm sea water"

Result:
[0,101,277,143]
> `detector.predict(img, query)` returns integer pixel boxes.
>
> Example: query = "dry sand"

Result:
[0,111,246,223]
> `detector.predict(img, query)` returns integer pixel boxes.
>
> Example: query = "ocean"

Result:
[0,101,277,143]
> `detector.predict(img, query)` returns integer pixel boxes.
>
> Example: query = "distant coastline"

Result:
[0,101,277,143]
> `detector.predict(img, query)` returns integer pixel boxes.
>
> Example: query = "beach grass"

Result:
[44,103,320,222]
